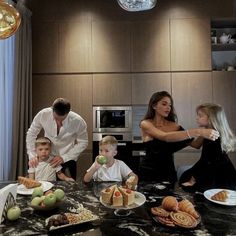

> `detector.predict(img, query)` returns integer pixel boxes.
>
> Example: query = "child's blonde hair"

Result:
[35,137,52,148]
[99,136,118,149]
[197,103,236,153]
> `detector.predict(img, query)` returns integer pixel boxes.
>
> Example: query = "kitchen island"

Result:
[1,180,236,236]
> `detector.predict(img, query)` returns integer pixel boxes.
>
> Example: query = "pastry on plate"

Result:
[211,190,228,202]
[18,176,41,189]
[118,186,135,206]
[101,185,116,204]
[112,186,123,207]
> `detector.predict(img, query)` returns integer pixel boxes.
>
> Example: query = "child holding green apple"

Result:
[84,136,138,189]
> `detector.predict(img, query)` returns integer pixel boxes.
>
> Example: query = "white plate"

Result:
[46,213,99,231]
[17,181,54,195]
[100,191,146,209]
[204,189,236,206]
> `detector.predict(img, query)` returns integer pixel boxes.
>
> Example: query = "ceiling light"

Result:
[117,0,157,12]
[0,1,21,40]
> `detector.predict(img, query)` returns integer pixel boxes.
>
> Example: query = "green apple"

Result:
[97,155,107,165]
[43,193,57,207]
[32,186,43,198]
[54,189,65,201]
[31,196,43,206]
[7,206,21,221]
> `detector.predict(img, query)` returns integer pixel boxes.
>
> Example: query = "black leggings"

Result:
[61,160,77,180]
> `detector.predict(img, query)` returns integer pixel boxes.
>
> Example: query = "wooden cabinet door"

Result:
[212,71,236,133]
[172,72,212,129]
[131,20,170,72]
[93,74,131,105]
[170,18,211,71]
[92,21,131,72]
[32,74,93,149]
[132,73,171,105]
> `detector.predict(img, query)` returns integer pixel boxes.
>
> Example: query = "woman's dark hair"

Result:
[143,91,177,122]
[52,98,71,116]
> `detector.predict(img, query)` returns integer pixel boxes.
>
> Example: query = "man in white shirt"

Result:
[26,98,88,180]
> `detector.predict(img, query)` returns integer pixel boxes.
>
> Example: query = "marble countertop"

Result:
[0,180,236,236]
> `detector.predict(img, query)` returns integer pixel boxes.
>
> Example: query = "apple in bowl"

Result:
[30,188,65,211]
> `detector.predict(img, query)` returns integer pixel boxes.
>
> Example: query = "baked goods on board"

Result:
[151,196,200,228]
[18,176,41,189]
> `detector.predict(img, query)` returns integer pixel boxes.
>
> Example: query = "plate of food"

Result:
[99,184,146,209]
[17,177,54,195]
[204,189,236,206]
[45,212,99,231]
[151,196,201,229]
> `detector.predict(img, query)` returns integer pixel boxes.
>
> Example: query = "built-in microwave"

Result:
[93,106,132,133]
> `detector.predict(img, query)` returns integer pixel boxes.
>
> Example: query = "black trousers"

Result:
[61,160,77,180]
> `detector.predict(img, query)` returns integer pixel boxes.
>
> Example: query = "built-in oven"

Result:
[92,132,140,172]
[93,106,132,133]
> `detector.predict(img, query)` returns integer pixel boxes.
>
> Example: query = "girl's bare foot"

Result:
[182,176,196,187]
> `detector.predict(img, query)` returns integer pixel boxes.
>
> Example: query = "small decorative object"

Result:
[219,33,231,44]
[0,1,21,39]
[117,0,157,12]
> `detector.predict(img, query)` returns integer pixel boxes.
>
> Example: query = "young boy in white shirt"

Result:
[28,137,75,182]
[84,136,138,189]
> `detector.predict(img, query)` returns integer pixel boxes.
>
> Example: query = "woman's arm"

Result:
[140,120,219,142]
[190,137,204,149]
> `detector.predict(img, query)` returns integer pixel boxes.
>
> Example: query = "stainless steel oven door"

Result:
[93,106,132,133]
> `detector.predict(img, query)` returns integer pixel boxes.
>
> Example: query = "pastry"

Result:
[162,196,178,211]
[18,176,41,189]
[151,207,169,217]
[178,199,199,219]
[156,216,175,227]
[211,190,228,202]
[170,211,198,228]
[118,186,135,206]
[101,185,116,204]
[112,186,123,207]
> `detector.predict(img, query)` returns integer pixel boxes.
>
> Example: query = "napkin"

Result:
[0,184,17,223]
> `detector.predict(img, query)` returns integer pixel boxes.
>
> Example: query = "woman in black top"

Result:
[139,91,219,184]
[179,103,236,191]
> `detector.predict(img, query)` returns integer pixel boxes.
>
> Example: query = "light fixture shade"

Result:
[0,1,21,39]
[117,0,157,12]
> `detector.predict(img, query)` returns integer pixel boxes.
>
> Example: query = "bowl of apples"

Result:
[29,187,65,211]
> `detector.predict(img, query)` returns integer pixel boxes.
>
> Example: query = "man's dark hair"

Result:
[52,98,71,116]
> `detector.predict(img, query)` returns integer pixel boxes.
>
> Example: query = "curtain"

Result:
[10,2,32,180]
[0,35,15,180]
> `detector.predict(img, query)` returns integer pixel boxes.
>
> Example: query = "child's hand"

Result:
[94,156,103,169]
[125,176,137,190]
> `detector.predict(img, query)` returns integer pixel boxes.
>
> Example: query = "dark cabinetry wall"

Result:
[28,0,236,154]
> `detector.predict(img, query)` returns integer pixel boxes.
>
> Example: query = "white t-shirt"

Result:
[26,107,88,162]
[28,155,62,181]
[87,159,132,182]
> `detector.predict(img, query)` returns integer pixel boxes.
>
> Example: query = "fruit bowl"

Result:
[29,198,64,211]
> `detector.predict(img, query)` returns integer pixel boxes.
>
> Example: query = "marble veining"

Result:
[0,180,236,236]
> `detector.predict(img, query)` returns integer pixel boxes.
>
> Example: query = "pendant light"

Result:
[0,0,21,39]
[117,0,157,12]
